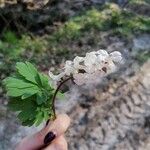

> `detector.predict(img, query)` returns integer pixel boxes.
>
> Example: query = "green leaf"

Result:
[16,62,38,84]
[4,77,35,89]
[9,97,38,126]
[22,119,35,127]
[36,91,47,105]
[26,61,38,75]
[38,73,49,88]
[4,61,57,127]
[8,97,37,111]
[21,93,36,99]
[8,98,23,111]
[18,109,36,122]
[7,87,39,97]
[4,73,40,98]
[35,111,44,126]
[43,110,50,121]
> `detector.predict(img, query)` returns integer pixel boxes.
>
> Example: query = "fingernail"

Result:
[45,119,50,127]
[44,131,56,145]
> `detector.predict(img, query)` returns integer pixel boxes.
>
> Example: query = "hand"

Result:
[16,114,70,150]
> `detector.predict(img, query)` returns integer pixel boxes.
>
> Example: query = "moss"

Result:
[128,0,150,5]
[52,21,82,41]
[0,31,48,59]
[20,35,48,53]
[48,4,119,43]
[112,11,150,37]
[0,31,24,58]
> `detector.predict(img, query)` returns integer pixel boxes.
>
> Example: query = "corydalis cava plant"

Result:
[49,50,123,86]
[4,50,123,127]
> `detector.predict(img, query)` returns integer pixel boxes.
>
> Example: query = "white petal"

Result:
[49,71,65,81]
[84,52,97,66]
[73,56,84,69]
[65,60,74,75]
[110,51,122,63]
[96,50,109,63]
[106,61,116,73]
[97,54,107,62]
[97,49,109,56]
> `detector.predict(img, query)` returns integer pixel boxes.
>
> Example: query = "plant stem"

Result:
[51,76,73,119]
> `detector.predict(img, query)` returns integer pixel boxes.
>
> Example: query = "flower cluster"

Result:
[49,50,123,86]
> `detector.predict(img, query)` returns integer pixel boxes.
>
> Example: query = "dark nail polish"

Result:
[45,119,50,126]
[44,131,56,145]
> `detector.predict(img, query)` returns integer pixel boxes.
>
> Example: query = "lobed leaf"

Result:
[7,87,39,97]
[4,61,56,126]
[36,91,47,105]
[4,77,35,89]
[16,62,38,84]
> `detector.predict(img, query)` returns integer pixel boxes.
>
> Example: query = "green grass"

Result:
[129,0,150,5]
[0,31,24,58]
[0,31,47,58]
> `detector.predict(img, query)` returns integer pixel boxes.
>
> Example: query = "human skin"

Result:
[16,114,71,150]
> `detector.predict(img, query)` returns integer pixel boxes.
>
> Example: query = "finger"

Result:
[16,114,70,150]
[43,135,67,150]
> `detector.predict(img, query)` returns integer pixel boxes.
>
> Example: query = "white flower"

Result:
[110,51,122,63]
[49,71,65,82]
[49,49,123,86]
[73,73,87,85]
[84,52,97,67]
[64,60,74,76]
[84,52,98,73]
[73,56,84,70]
[49,71,66,88]
[97,49,109,56]
[97,50,109,62]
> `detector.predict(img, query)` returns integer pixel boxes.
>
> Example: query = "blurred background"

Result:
[0,0,150,149]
